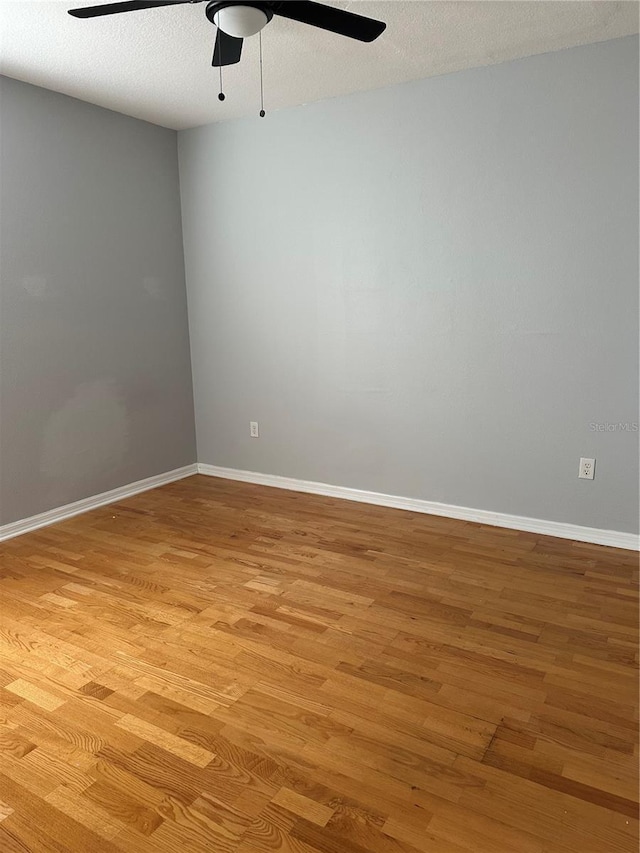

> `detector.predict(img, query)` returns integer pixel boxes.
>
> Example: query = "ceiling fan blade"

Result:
[212,29,243,66]
[68,0,201,19]
[272,1,385,42]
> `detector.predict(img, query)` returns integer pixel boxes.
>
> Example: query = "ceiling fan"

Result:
[68,1,387,69]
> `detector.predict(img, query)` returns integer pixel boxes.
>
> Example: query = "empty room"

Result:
[0,1,638,851]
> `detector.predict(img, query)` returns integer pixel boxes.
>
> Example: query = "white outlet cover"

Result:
[578,457,595,480]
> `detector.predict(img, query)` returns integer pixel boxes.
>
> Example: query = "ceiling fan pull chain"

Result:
[259,30,265,118]
[218,46,225,101]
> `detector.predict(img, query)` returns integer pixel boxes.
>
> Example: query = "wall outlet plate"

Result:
[578,457,595,480]
[250,421,259,438]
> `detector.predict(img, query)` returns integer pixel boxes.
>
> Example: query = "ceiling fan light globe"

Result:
[213,5,268,38]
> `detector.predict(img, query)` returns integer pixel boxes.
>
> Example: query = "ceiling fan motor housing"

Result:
[206,2,273,38]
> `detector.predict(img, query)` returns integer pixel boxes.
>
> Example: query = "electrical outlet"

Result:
[578,457,595,480]
[250,421,259,438]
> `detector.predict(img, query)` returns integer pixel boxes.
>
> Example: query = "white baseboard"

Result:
[3,461,636,551]
[0,464,198,543]
[197,463,639,551]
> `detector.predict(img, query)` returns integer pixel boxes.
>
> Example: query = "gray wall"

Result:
[179,36,639,534]
[0,76,196,525]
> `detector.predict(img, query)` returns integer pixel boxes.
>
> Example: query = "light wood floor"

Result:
[0,475,637,852]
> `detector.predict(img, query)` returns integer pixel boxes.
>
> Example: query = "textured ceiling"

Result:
[0,1,638,129]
